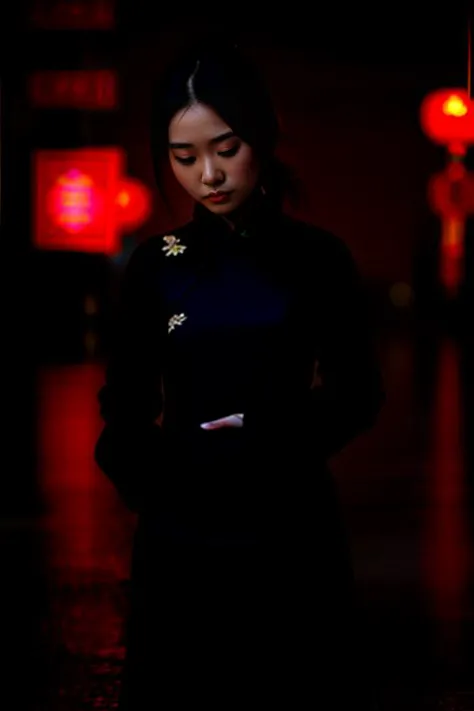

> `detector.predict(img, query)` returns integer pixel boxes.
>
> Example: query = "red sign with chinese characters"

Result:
[30,0,115,29]
[29,70,118,110]
[34,148,152,254]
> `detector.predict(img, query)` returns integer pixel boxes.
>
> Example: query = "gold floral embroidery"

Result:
[162,235,186,257]
[168,313,187,333]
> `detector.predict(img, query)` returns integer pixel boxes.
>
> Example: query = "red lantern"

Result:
[426,163,474,297]
[428,167,474,219]
[420,88,474,151]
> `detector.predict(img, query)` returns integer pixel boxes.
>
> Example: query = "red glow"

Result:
[439,219,465,297]
[420,88,474,148]
[50,169,98,232]
[37,365,135,581]
[442,95,468,117]
[422,340,469,634]
[116,191,130,207]
[116,177,152,232]
[34,148,122,253]
[37,365,135,656]
[34,148,124,254]
[427,167,473,295]
[34,148,152,254]
[31,0,115,29]
[29,70,117,110]
[428,169,474,219]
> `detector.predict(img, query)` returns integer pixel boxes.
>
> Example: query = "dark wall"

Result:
[3,4,472,364]
[114,10,470,286]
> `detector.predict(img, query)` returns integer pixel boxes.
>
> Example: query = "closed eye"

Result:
[218,144,240,158]
[174,156,196,165]
[172,143,240,164]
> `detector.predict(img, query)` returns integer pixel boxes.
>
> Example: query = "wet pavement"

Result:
[4,324,474,710]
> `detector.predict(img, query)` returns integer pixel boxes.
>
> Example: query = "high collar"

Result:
[192,190,285,246]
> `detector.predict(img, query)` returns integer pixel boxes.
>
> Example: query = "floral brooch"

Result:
[168,313,187,334]
[162,235,186,257]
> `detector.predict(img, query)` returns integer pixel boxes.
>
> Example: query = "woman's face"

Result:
[168,102,260,215]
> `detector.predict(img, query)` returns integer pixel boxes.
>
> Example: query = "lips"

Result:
[206,191,232,204]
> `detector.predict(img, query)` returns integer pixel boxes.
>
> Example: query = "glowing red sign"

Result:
[34,148,152,254]
[50,169,97,232]
[29,71,117,110]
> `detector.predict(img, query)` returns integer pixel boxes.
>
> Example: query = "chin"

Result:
[202,192,253,216]
[205,203,235,214]
[202,199,238,215]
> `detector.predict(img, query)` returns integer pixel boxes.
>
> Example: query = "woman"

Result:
[95,41,385,710]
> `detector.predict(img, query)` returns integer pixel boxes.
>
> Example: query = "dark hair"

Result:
[150,41,298,212]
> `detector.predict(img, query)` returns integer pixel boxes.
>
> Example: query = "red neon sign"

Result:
[29,71,117,110]
[34,148,152,254]
[50,169,99,232]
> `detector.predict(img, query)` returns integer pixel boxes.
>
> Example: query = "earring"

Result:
[260,185,266,196]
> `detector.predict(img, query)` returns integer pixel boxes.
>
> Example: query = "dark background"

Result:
[2,2,474,709]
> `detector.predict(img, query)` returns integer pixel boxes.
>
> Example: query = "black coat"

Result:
[95,196,384,709]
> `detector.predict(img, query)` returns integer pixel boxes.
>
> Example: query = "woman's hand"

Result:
[200,413,244,430]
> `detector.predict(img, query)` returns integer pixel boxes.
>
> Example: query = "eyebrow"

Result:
[169,131,236,149]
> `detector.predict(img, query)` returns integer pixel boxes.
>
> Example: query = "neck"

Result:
[192,183,287,250]
[223,188,266,230]
[194,187,281,234]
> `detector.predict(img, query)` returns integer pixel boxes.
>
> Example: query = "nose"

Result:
[201,156,224,187]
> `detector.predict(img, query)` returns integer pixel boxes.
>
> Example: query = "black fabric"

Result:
[95,195,384,708]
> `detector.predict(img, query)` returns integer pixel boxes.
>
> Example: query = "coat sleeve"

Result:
[305,234,385,460]
[94,239,167,510]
